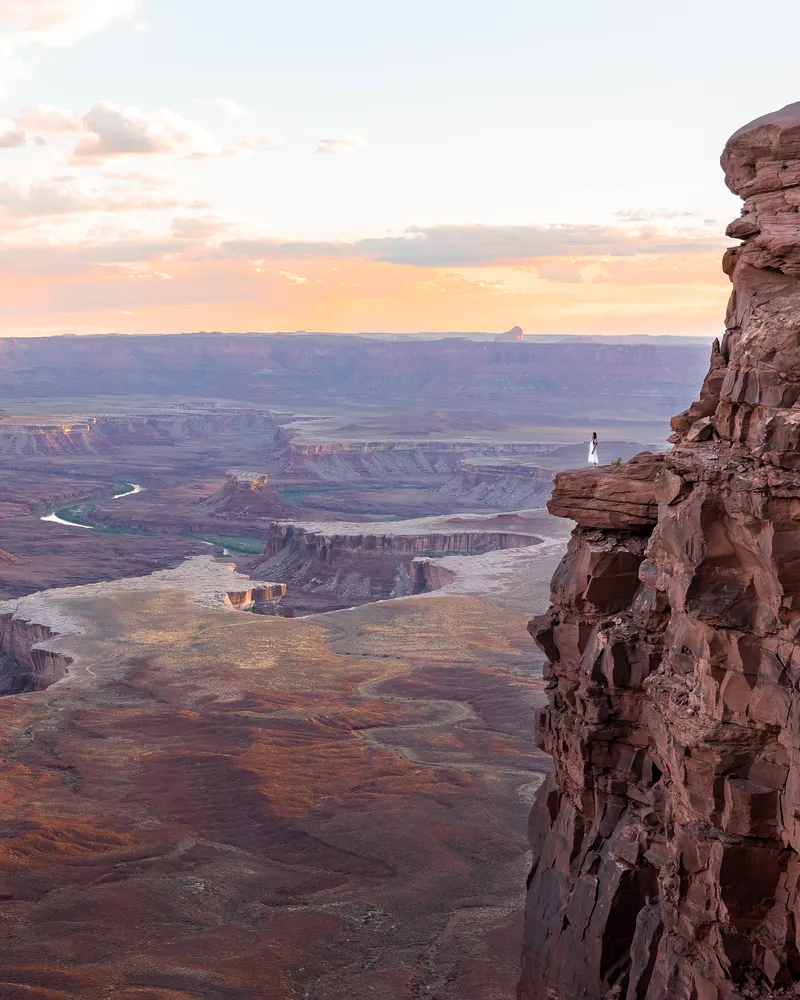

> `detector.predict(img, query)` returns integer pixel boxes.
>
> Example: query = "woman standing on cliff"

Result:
[588,432,599,469]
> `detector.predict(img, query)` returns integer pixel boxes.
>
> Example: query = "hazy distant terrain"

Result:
[1,332,711,442]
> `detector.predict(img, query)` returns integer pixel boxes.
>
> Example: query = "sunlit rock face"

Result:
[519,102,800,1000]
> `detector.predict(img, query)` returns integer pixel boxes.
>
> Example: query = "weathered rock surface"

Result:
[0,610,72,693]
[520,102,800,1000]
[547,452,664,530]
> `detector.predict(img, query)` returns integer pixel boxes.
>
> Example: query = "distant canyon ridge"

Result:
[0,331,713,442]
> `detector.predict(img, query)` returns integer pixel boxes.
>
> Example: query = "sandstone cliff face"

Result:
[520,103,800,1000]
[251,520,542,606]
[0,611,71,693]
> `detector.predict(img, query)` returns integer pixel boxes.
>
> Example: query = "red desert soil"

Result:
[0,557,554,1000]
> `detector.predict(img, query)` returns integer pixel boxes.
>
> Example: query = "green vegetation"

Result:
[187,534,265,554]
[611,457,623,466]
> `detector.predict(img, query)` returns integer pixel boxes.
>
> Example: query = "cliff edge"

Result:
[519,102,800,1000]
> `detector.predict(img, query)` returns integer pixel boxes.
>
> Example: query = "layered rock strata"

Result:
[250,518,542,607]
[0,611,71,693]
[520,102,800,1000]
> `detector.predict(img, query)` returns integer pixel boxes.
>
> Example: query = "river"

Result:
[40,483,142,529]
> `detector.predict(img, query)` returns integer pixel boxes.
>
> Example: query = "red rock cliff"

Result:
[520,102,800,1000]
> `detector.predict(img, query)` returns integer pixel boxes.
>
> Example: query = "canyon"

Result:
[248,512,548,613]
[0,523,570,999]
[519,102,800,1000]
[0,321,706,997]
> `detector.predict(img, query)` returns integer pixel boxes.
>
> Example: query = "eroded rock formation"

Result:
[520,102,800,1000]
[192,471,294,520]
[0,610,71,693]
[249,516,543,610]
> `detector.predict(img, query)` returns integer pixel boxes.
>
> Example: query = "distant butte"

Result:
[496,325,524,342]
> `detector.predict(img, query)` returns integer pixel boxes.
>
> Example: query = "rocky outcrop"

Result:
[192,471,294,520]
[0,610,71,693]
[225,583,287,614]
[547,452,665,530]
[410,558,458,594]
[520,102,800,1000]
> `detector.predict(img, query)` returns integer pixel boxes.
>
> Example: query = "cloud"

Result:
[315,134,368,155]
[0,100,282,162]
[192,98,247,119]
[0,1,138,86]
[71,101,220,163]
[224,222,724,268]
[535,260,585,283]
[16,102,80,133]
[0,176,208,228]
[188,134,283,160]
[614,207,699,222]
[0,0,138,44]
[0,115,24,145]
[171,214,238,240]
[275,269,309,284]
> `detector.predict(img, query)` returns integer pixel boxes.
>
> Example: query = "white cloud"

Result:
[0,100,283,162]
[0,1,138,85]
[315,133,368,155]
[192,97,247,119]
[0,0,137,43]
[614,207,699,222]
[71,101,220,163]
[16,103,80,133]
[276,269,309,284]
[0,175,207,226]
[188,134,283,160]
[0,115,24,146]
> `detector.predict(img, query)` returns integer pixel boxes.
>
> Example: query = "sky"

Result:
[0,1,799,337]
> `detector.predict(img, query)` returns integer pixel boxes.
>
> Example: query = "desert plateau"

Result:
[0,328,699,998]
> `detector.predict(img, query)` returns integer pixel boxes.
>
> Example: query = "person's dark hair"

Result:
[592,432,597,440]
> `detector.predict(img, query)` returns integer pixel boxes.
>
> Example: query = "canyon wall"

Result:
[0,611,71,693]
[251,521,542,604]
[519,102,800,1000]
[0,410,281,456]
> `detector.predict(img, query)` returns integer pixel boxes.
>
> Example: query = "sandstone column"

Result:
[519,102,800,1000]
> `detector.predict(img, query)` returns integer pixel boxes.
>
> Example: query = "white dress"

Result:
[588,441,599,464]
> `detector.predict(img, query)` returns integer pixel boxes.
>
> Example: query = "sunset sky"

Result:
[1,0,799,337]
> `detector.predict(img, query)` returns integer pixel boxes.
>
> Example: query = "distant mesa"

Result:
[496,325,524,342]
[191,470,295,519]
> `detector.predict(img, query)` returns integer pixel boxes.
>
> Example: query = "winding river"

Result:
[40,483,142,529]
